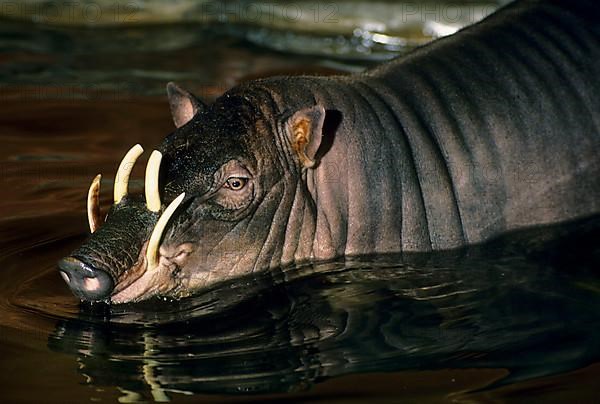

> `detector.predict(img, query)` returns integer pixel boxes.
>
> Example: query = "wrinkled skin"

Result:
[60,0,600,303]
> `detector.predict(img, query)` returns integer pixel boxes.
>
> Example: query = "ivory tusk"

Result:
[146,192,186,271]
[145,150,163,212]
[87,174,103,233]
[114,144,144,204]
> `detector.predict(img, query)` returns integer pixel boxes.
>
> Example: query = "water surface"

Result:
[0,2,599,402]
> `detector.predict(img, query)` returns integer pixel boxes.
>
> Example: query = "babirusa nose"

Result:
[58,257,114,301]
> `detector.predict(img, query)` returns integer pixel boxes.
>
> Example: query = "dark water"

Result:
[1,2,600,402]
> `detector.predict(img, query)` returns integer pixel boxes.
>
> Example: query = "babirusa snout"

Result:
[58,256,114,301]
[61,144,186,301]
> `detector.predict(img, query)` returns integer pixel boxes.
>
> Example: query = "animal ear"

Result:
[166,82,206,128]
[286,105,326,169]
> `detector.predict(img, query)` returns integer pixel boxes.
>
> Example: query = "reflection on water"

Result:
[46,241,600,400]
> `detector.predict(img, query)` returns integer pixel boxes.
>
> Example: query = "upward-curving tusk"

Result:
[145,150,163,212]
[146,192,186,271]
[114,144,144,204]
[87,174,103,233]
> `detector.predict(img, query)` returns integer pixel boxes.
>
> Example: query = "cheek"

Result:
[159,242,195,267]
[172,243,194,266]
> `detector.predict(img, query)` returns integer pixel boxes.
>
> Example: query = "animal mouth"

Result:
[59,144,186,303]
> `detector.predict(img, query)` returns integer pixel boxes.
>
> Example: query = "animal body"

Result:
[59,0,600,303]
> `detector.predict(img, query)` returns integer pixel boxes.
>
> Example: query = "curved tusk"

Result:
[146,192,186,271]
[87,174,103,233]
[145,150,163,212]
[114,144,144,204]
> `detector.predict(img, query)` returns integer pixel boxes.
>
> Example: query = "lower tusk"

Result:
[87,174,103,233]
[146,192,186,271]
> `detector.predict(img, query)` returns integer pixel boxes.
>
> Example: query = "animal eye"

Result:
[224,177,247,190]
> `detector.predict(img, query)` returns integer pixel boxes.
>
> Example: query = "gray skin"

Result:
[59,0,600,303]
